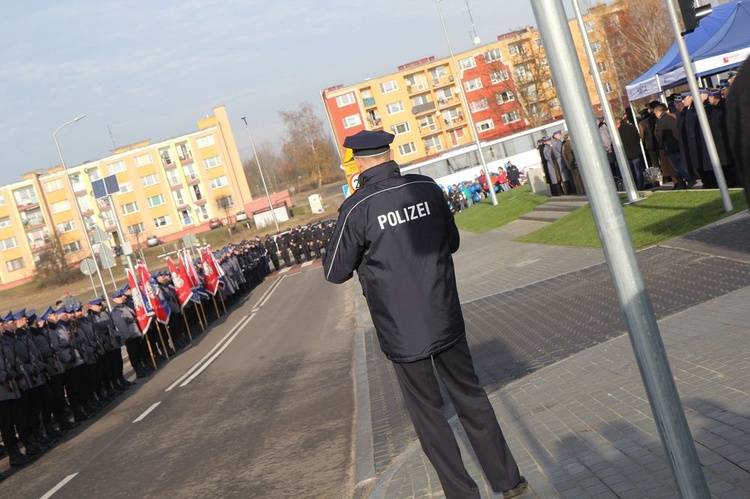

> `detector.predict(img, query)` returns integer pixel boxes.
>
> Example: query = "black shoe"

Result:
[687,179,697,188]
[119,378,135,388]
[502,476,528,498]
[9,451,34,467]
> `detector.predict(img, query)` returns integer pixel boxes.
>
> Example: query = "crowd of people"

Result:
[441,162,524,214]
[538,69,742,195]
[0,238,272,479]
[262,219,336,271]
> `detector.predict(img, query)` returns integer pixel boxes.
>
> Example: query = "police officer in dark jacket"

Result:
[323,130,526,499]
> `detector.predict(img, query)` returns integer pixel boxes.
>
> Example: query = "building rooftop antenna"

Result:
[464,0,481,45]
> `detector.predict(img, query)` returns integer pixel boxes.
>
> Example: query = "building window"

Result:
[147,194,165,208]
[159,147,173,165]
[449,128,466,146]
[490,70,509,84]
[121,201,139,215]
[343,114,362,129]
[591,41,602,53]
[63,241,83,254]
[135,153,153,166]
[86,167,101,181]
[119,182,133,193]
[585,20,595,32]
[549,98,560,108]
[484,48,502,63]
[464,78,482,92]
[154,215,171,228]
[458,57,476,70]
[597,61,608,73]
[430,65,448,83]
[535,37,543,48]
[57,220,76,233]
[398,142,417,156]
[183,164,198,181]
[45,179,63,192]
[424,135,443,152]
[13,186,38,206]
[380,80,398,94]
[0,216,10,229]
[141,174,160,187]
[203,156,221,169]
[604,81,614,93]
[386,101,404,115]
[0,237,18,251]
[0,194,5,206]
[476,119,495,132]
[541,58,549,69]
[108,161,126,174]
[209,176,228,189]
[166,169,181,186]
[191,184,204,202]
[502,111,522,124]
[509,43,520,55]
[5,258,25,272]
[100,210,114,227]
[196,135,216,148]
[173,189,187,206]
[496,90,515,104]
[51,200,71,214]
[470,99,489,112]
[391,122,411,135]
[544,78,555,89]
[515,64,533,82]
[336,93,355,107]
[127,223,145,236]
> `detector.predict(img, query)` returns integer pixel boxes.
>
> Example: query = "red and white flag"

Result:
[136,261,171,324]
[200,246,221,295]
[126,268,152,334]
[167,257,193,311]
[180,249,201,288]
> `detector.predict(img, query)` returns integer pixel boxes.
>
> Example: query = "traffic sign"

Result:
[183,233,197,248]
[80,258,97,276]
[99,243,117,269]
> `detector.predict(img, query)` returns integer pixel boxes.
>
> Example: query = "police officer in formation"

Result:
[265,220,335,270]
[0,239,271,478]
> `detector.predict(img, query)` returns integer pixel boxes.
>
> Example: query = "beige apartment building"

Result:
[0,105,253,290]
[322,6,625,167]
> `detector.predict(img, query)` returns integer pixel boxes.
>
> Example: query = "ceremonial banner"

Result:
[200,246,221,295]
[136,261,171,324]
[126,268,152,334]
[167,257,193,311]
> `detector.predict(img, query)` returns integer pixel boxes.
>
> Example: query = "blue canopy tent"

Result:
[625,1,739,101]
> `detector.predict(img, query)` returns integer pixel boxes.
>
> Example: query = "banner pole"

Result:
[182,313,193,342]
[154,322,170,360]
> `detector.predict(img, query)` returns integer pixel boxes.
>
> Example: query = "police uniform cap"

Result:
[12,308,27,320]
[681,91,692,98]
[40,306,55,321]
[552,130,563,136]
[89,297,104,306]
[54,306,67,314]
[728,70,738,76]
[112,289,125,299]
[541,136,551,142]
[26,310,37,323]
[708,89,722,97]
[595,116,605,121]
[343,130,395,158]
[719,80,730,88]
[674,98,683,104]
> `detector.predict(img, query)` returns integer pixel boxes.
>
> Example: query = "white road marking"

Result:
[165,314,253,392]
[133,402,162,423]
[301,261,313,267]
[179,312,256,388]
[40,473,79,499]
[256,275,286,309]
[279,267,291,274]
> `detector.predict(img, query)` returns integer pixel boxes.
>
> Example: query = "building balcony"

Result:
[163,161,177,170]
[171,182,184,190]
[411,101,437,116]
[444,118,466,130]
[194,198,206,205]
[363,97,376,108]
[186,175,201,185]
[437,96,459,108]
[419,123,442,136]
[16,200,40,211]
[367,117,382,129]
[432,75,455,88]
[23,220,46,231]
[179,156,194,164]
[406,84,430,95]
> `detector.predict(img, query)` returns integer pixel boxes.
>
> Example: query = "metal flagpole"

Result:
[629,102,651,175]
[530,1,710,497]
[572,0,640,202]
[154,322,170,360]
[182,313,193,342]
[436,0,498,206]
[663,0,732,211]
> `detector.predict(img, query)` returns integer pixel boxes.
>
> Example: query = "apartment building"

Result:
[322,7,625,166]
[0,105,253,290]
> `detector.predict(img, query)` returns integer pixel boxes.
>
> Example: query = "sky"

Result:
[1,0,541,182]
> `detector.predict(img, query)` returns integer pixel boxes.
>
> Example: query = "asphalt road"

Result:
[2,265,356,498]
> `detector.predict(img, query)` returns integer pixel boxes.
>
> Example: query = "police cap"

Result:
[343,130,395,158]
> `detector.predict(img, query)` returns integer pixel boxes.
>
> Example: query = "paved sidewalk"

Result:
[358,211,750,498]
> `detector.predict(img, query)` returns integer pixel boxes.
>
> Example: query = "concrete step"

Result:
[519,211,568,223]
[539,201,588,212]
[552,195,589,203]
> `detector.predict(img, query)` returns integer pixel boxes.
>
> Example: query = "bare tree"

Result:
[216,196,233,223]
[34,232,77,286]
[279,102,339,188]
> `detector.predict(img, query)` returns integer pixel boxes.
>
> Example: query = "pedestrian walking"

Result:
[323,129,527,499]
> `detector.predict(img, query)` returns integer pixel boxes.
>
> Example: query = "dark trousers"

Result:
[0,399,19,450]
[392,336,520,499]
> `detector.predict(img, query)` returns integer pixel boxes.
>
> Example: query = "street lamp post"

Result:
[241,116,280,232]
[53,115,112,309]
[436,0,498,206]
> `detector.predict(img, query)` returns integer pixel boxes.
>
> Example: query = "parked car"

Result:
[235,210,248,222]
[146,235,160,247]
[209,218,224,229]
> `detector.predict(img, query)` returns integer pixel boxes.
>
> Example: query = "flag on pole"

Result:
[167,257,193,311]
[200,246,221,295]
[126,268,152,334]
[136,260,171,324]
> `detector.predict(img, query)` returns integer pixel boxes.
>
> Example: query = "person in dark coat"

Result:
[323,129,526,499]
[264,235,280,271]
[655,103,695,189]
[726,61,750,203]
[705,89,739,188]
[617,117,646,190]
[562,133,585,195]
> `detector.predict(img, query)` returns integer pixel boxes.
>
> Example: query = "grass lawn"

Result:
[516,190,748,248]
[454,185,548,233]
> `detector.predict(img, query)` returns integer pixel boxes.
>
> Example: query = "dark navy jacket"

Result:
[323,160,464,363]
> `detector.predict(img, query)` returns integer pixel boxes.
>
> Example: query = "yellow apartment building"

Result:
[322,6,625,167]
[0,105,253,290]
